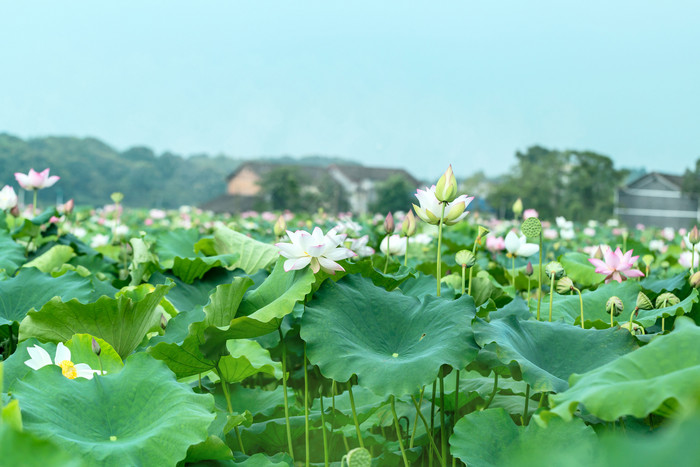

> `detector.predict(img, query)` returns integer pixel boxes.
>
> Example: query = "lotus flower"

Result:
[14,168,60,190]
[349,235,375,258]
[413,185,474,226]
[679,251,699,269]
[588,246,645,284]
[276,227,356,274]
[0,185,18,210]
[380,234,407,256]
[24,342,101,380]
[486,235,505,252]
[504,231,539,257]
[523,208,538,219]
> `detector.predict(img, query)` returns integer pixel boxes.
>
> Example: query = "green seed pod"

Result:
[642,254,654,267]
[545,261,565,280]
[556,277,574,294]
[455,249,476,268]
[477,225,490,242]
[346,447,372,467]
[606,296,624,316]
[521,217,542,238]
[635,291,653,311]
[655,292,680,308]
[110,192,124,204]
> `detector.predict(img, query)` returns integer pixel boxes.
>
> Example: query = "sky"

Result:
[1,1,698,180]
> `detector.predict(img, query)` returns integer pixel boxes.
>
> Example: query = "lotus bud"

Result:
[91,337,101,356]
[606,296,624,316]
[690,271,700,288]
[401,211,416,237]
[110,192,124,204]
[620,321,645,336]
[556,277,574,294]
[545,261,565,280]
[273,216,286,237]
[476,225,490,244]
[661,260,670,269]
[10,205,19,217]
[592,246,603,260]
[435,165,458,203]
[655,292,680,308]
[635,292,653,311]
[689,225,700,245]
[63,198,74,215]
[455,249,476,268]
[525,261,534,277]
[384,212,395,234]
[512,198,523,216]
[642,254,654,267]
[160,313,168,330]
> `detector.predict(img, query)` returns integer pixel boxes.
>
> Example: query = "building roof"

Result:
[226,161,328,182]
[626,171,684,190]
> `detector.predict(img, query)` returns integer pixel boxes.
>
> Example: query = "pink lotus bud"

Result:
[91,337,102,356]
[63,199,74,214]
[384,212,395,234]
[689,226,700,245]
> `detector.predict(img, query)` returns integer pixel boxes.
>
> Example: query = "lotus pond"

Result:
[1,176,700,466]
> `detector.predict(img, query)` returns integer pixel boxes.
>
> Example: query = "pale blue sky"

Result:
[1,1,698,179]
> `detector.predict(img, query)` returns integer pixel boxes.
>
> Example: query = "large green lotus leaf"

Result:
[65,334,124,375]
[128,237,160,285]
[302,274,479,396]
[0,230,26,274]
[344,259,416,291]
[155,228,200,267]
[559,252,604,287]
[22,245,75,273]
[148,321,216,377]
[12,352,214,466]
[214,225,279,274]
[238,415,307,454]
[397,272,456,300]
[150,269,240,313]
[10,208,56,239]
[172,254,238,284]
[230,453,294,466]
[19,282,174,358]
[311,384,386,426]
[203,260,314,348]
[217,339,282,383]
[183,435,233,463]
[530,280,641,325]
[473,315,638,392]
[146,307,206,348]
[228,385,293,418]
[642,272,689,294]
[635,288,699,327]
[0,268,94,327]
[0,424,85,467]
[545,317,700,422]
[203,278,256,327]
[450,408,598,467]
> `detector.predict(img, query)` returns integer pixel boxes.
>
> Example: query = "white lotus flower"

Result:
[380,234,407,256]
[24,342,101,380]
[504,231,539,258]
[349,235,375,257]
[412,185,474,226]
[0,185,18,210]
[90,233,110,248]
[276,227,357,274]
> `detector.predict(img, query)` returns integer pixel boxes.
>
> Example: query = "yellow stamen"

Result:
[59,360,78,379]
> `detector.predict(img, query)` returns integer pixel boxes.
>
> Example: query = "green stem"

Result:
[32,190,37,217]
[452,369,460,467]
[483,373,499,410]
[97,354,104,376]
[511,255,516,290]
[404,236,410,266]
[522,384,530,425]
[348,381,364,448]
[384,236,391,274]
[410,387,424,449]
[662,317,665,333]
[548,274,555,322]
[436,203,446,297]
[391,395,410,467]
[461,266,466,295]
[527,276,531,305]
[440,371,447,467]
[278,329,294,460]
[410,395,444,466]
[430,380,436,467]
[575,287,584,329]
[467,238,478,296]
[217,364,246,455]
[691,249,696,275]
[537,233,543,320]
[304,342,310,466]
[319,388,329,467]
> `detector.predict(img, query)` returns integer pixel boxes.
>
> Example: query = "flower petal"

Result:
[54,342,71,365]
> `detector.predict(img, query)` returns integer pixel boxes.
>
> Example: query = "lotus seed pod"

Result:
[346,447,372,467]
[545,261,565,279]
[110,192,124,204]
[521,217,542,238]
[660,260,670,269]
[556,277,574,294]
[383,212,395,234]
[690,271,700,288]
[273,216,286,237]
[455,249,476,268]
[689,225,700,245]
[655,292,680,308]
[620,321,645,336]
[477,225,490,241]
[401,210,417,237]
[635,292,653,311]
[512,198,523,216]
[435,165,459,203]
[642,254,654,267]
[606,296,624,316]
[91,337,101,356]
[525,261,534,277]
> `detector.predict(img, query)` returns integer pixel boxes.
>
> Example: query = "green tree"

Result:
[370,174,416,214]
[259,166,303,212]
[682,158,700,196]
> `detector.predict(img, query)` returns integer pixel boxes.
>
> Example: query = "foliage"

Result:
[370,174,417,213]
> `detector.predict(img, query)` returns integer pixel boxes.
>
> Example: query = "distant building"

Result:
[615,172,699,229]
[201,161,419,215]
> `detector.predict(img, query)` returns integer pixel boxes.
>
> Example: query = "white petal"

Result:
[276,242,303,258]
[54,342,71,365]
[318,257,345,274]
[516,243,539,257]
[284,256,311,272]
[27,345,53,368]
[504,231,520,254]
[74,363,100,379]
[324,247,356,261]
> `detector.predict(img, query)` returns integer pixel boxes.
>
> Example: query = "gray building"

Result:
[615,172,699,229]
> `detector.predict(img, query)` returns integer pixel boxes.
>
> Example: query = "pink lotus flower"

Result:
[14,168,60,190]
[588,247,645,284]
[486,235,505,252]
[523,208,538,219]
[276,227,356,274]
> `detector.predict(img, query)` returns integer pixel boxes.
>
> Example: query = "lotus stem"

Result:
[348,380,364,448]
[691,249,696,275]
[452,369,460,467]
[278,329,294,460]
[537,233,543,320]
[404,236,410,267]
[319,388,329,467]
[430,380,436,467]
[410,387,424,448]
[436,203,446,297]
[575,287,584,329]
[522,384,530,425]
[511,255,516,290]
[482,373,499,410]
[468,238,478,296]
[32,190,37,217]
[391,395,410,467]
[548,274,555,322]
[411,395,444,466]
[304,342,310,466]
[461,266,466,295]
[384,236,391,274]
[216,363,246,455]
[440,371,447,467]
